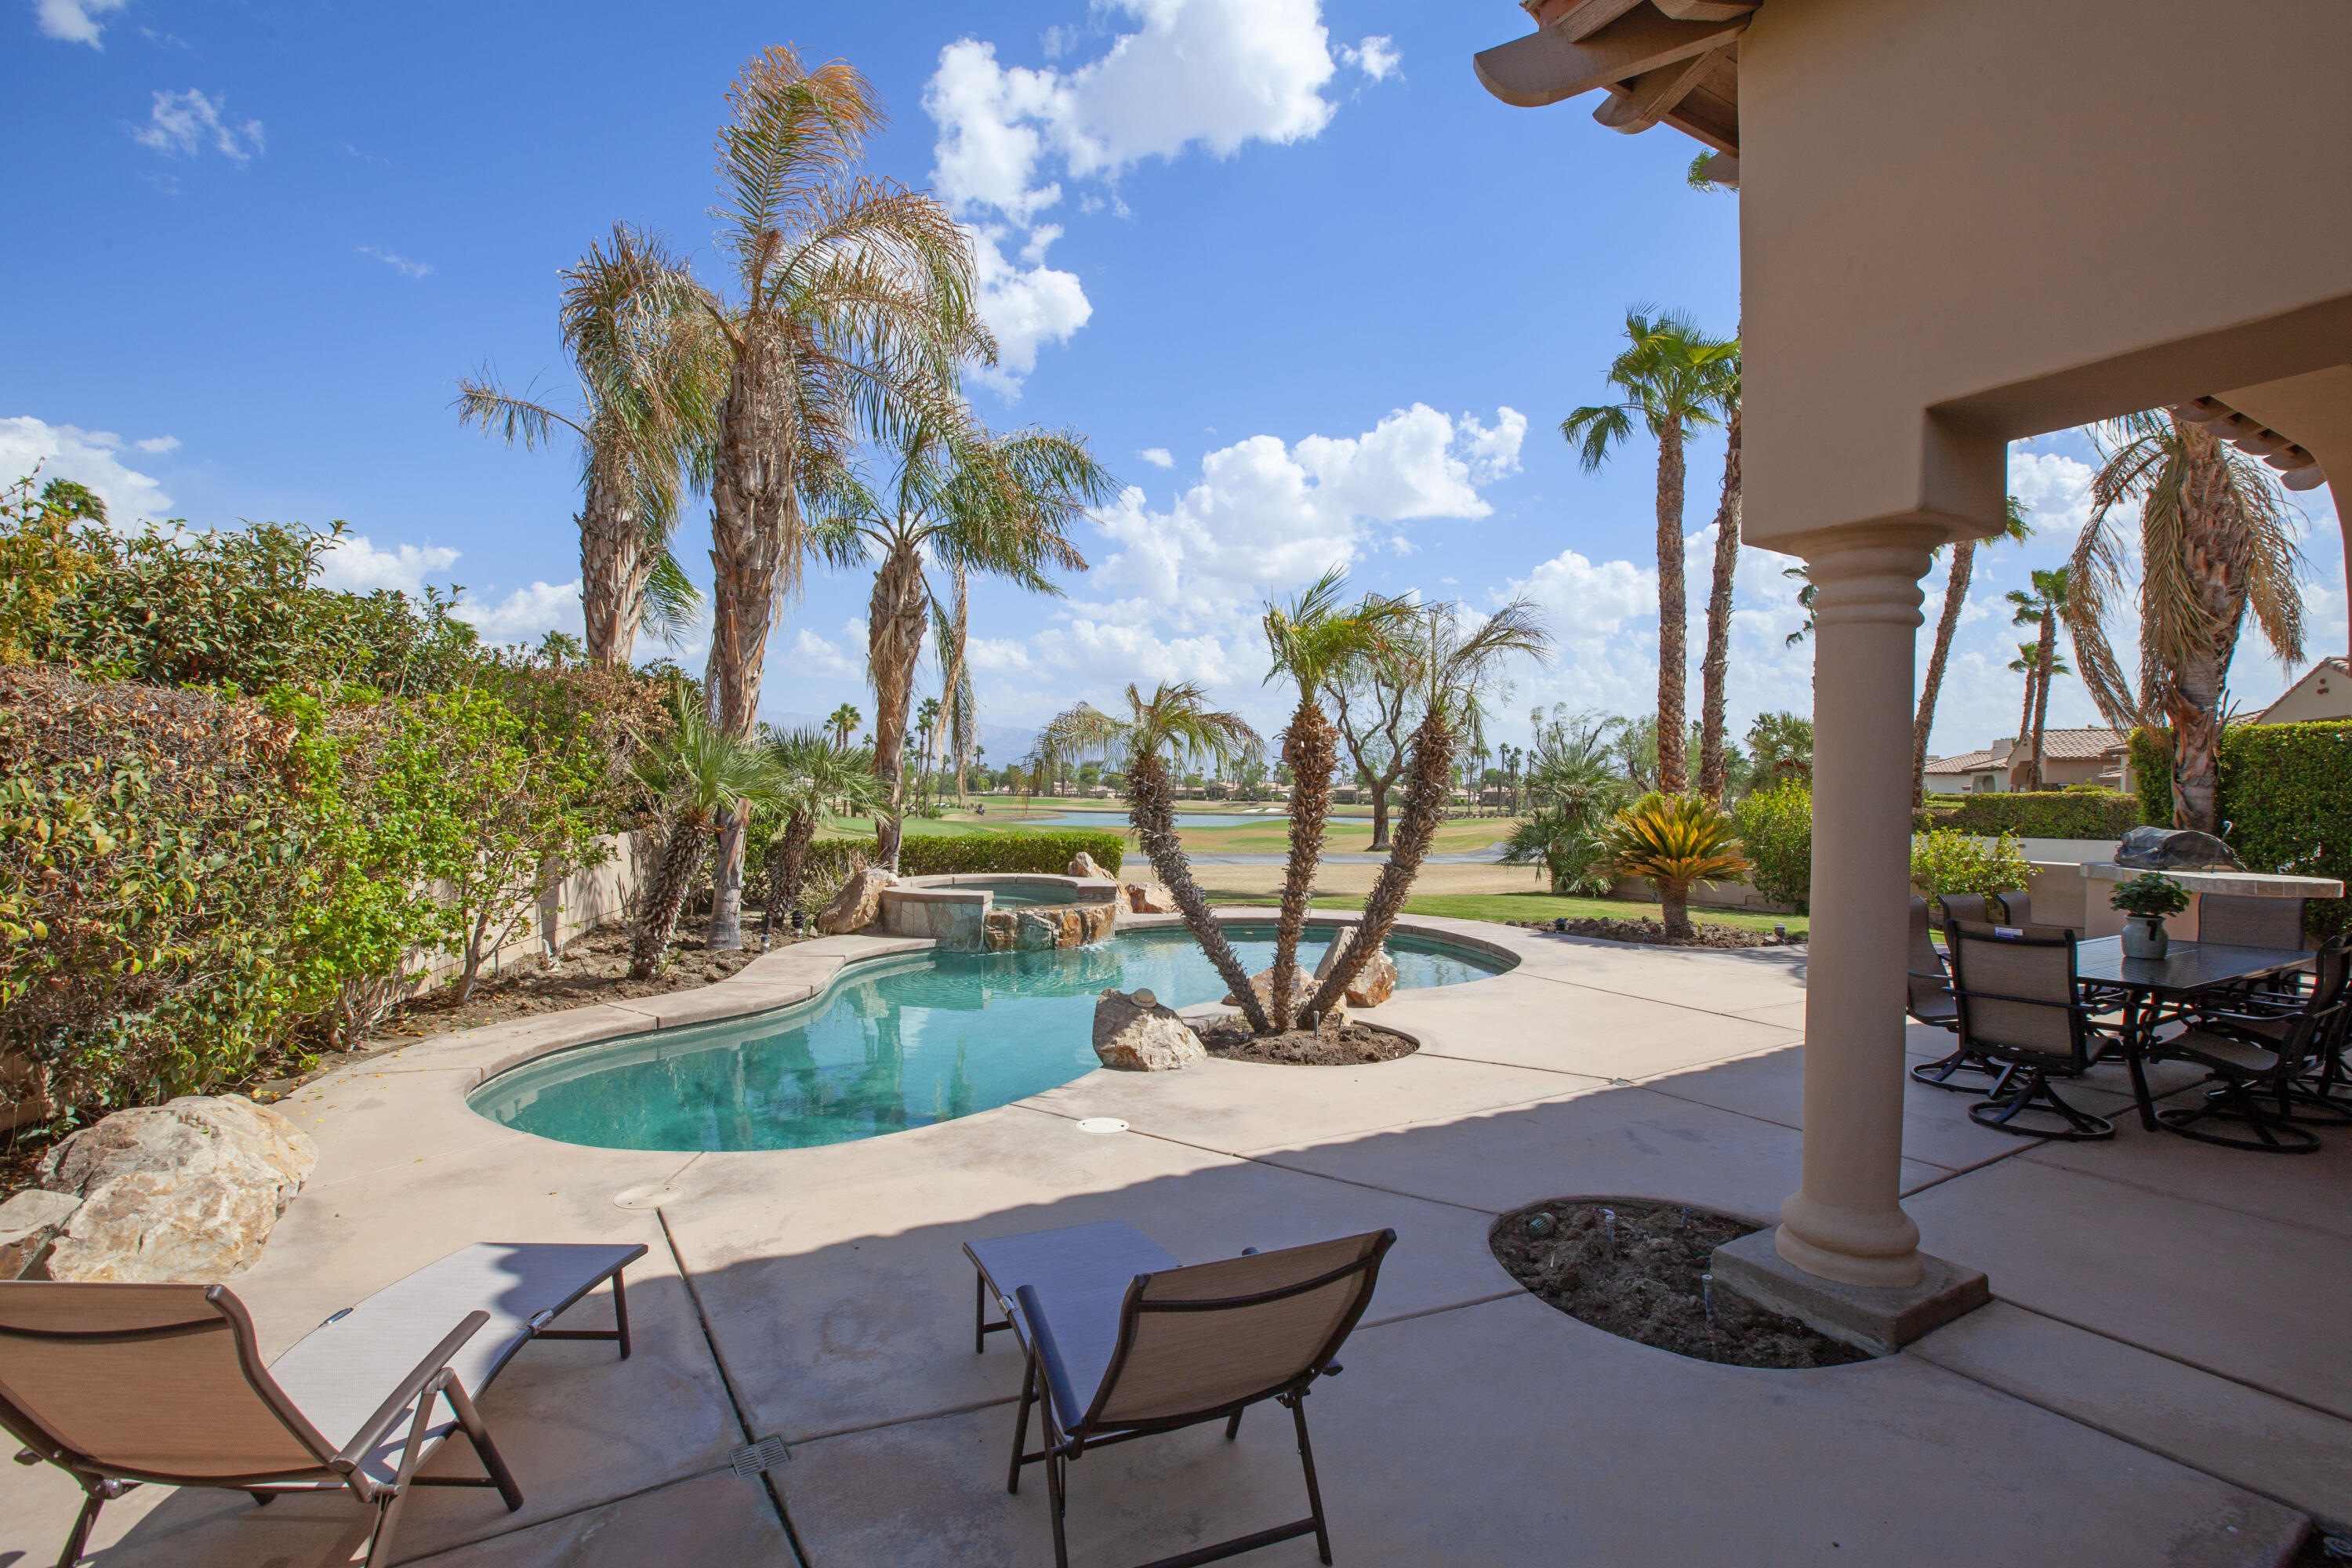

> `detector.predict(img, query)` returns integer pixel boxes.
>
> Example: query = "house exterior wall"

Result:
[2259,665,2352,724]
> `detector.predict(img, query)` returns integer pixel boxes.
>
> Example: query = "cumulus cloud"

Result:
[455,581,583,646]
[790,627,859,680]
[0,416,173,521]
[1138,447,1174,469]
[132,434,180,453]
[316,535,460,595]
[966,225,1090,391]
[356,245,434,279]
[129,89,265,162]
[33,0,125,45]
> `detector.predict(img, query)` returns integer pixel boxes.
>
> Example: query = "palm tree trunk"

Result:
[1653,414,1690,793]
[1697,405,1741,802]
[2015,662,2038,779]
[1308,710,1454,1019]
[1269,698,1336,1032]
[1659,882,1693,940]
[578,470,652,667]
[1130,753,1271,1033]
[868,539,928,870]
[760,811,818,948]
[1366,774,1393,852]
[2028,618,2057,790]
[633,822,709,978]
[1912,538,1975,807]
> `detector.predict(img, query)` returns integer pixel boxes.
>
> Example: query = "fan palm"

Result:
[814,408,1112,868]
[1038,684,1269,1031]
[455,223,724,665]
[1560,308,1739,793]
[1260,569,1420,1030]
[1501,711,1625,893]
[1911,495,2034,805]
[826,703,862,750]
[2004,566,2072,790]
[928,577,978,802]
[1308,601,1550,1019]
[630,702,785,977]
[1694,387,1742,801]
[758,727,884,947]
[1593,792,1749,941]
[2065,410,2307,830]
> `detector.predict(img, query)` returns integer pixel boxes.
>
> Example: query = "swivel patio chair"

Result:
[2197,894,2313,1004]
[0,1241,642,1568]
[2160,935,2351,1152]
[997,1227,1395,1568]
[1933,893,2000,931]
[1945,922,2118,1141]
[1907,897,2002,1095]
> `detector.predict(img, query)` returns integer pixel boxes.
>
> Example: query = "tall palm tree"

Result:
[815,410,1112,868]
[630,702,784,978]
[1260,569,1419,1031]
[1912,495,2034,805]
[1308,601,1550,1018]
[456,223,724,666]
[758,727,884,947]
[690,45,989,949]
[2066,410,2307,831]
[1694,387,1742,801]
[1038,684,1270,1032]
[2005,640,2072,770]
[2005,566,2071,790]
[826,703,862,750]
[1561,309,1739,793]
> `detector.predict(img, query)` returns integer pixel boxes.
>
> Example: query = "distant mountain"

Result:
[761,710,1039,758]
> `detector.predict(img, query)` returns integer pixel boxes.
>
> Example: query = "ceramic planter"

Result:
[2119,913,2169,960]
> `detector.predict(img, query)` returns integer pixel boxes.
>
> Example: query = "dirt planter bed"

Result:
[1513,916,1794,950]
[1195,1017,1419,1066]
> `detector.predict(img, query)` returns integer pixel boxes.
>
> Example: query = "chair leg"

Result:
[2158,1080,2322,1153]
[1225,1407,1243,1441]
[1045,1446,1072,1568]
[56,1488,103,1568]
[1909,1045,2002,1095]
[1007,1356,1038,1495]
[443,1375,524,1512]
[612,1272,633,1360]
[975,1271,989,1356]
[1968,1069,2114,1142]
[1289,1395,1333,1568]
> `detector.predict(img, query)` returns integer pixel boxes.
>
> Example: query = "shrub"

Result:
[1910,827,2034,901]
[2129,728,2173,826]
[898,829,1124,877]
[1926,790,2142,841]
[1593,792,1748,938]
[1732,780,1811,913]
[2126,720,2351,938]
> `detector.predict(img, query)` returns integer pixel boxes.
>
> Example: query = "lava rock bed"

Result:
[1515,916,1790,949]
[1490,1199,1868,1369]
[1196,1017,1419,1066]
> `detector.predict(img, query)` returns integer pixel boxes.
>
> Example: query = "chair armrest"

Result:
[1014,1284,1091,1433]
[328,1310,491,1472]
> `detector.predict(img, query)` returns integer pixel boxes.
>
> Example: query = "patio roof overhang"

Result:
[1472,0,1751,154]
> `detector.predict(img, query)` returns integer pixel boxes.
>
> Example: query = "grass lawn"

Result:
[1281,889,1806,939]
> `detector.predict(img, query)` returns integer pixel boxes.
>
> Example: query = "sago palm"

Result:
[1912,495,2033,805]
[1039,684,1269,1032]
[2065,409,2306,831]
[2005,565,2071,790]
[758,727,884,948]
[631,703,785,977]
[1593,792,1748,941]
[1260,569,1419,1030]
[1561,308,1738,793]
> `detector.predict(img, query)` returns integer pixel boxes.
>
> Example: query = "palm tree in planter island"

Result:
[758,726,884,948]
[631,702,785,978]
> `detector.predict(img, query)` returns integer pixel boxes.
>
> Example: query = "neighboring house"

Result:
[1922,728,2132,793]
[2254,657,2352,724]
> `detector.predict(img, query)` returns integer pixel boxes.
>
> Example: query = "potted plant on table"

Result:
[2111,872,2190,959]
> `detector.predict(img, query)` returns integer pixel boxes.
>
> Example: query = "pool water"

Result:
[470,925,1512,1152]
[976,884,1095,909]
[1036,809,1288,829]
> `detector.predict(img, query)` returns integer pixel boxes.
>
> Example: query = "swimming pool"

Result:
[469,924,1513,1152]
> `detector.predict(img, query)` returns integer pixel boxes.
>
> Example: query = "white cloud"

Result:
[2008,445,2100,538]
[966,224,1090,391]
[356,245,434,279]
[790,627,859,680]
[455,581,583,646]
[316,534,460,595]
[1138,447,1174,469]
[1507,546,1653,655]
[132,434,180,453]
[129,89,265,162]
[0,416,173,521]
[1338,35,1399,82]
[33,0,124,46]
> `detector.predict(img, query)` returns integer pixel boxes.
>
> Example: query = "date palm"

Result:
[814,408,1110,868]
[758,727,884,947]
[1912,495,2033,805]
[456,223,724,665]
[1039,684,1269,1032]
[826,702,862,750]
[2005,566,2071,790]
[1561,309,1738,793]
[2065,410,2307,830]
[2003,640,2071,781]
[1260,569,1419,1030]
[1594,791,1749,941]
[630,702,784,978]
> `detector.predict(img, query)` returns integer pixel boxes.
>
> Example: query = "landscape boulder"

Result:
[35,1095,318,1283]
[817,867,896,934]
[1313,930,1398,1007]
[1093,988,1207,1071]
[1123,883,1177,914]
[2114,827,2243,873]
[1067,851,1112,880]
[0,1189,82,1280]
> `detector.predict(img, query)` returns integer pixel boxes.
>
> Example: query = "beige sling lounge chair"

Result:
[973,1221,1395,1568]
[0,1240,644,1568]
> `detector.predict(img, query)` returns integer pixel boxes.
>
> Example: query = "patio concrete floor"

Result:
[5,913,2345,1566]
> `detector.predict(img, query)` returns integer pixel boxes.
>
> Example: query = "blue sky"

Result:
[5,0,2340,757]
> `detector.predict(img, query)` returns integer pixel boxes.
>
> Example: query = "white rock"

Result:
[816,867,896,935]
[1313,930,1398,1007]
[1093,989,1207,1071]
[1123,883,1177,914]
[0,1189,82,1279]
[1067,851,1112,880]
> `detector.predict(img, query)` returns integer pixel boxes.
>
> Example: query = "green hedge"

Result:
[797,829,1127,888]
[2126,720,2352,939]
[2128,728,2173,826]
[1925,790,2142,841]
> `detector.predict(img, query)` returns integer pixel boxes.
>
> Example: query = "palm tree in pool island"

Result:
[758,726,883,947]
[630,702,784,978]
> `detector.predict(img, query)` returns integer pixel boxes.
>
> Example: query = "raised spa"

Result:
[469,924,1515,1153]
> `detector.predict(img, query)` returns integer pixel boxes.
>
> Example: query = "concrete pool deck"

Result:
[5,911,2346,1566]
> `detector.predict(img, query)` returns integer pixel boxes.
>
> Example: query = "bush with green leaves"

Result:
[1909,827,2034,902]
[1731,779,1811,913]
[1924,790,2141,842]
[897,829,1124,877]
[2129,720,2352,938]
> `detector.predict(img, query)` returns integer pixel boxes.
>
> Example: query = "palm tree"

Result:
[1594,792,1750,940]
[815,409,1112,868]
[931,568,978,802]
[1260,569,1419,1031]
[2066,410,2307,830]
[1694,387,1743,802]
[455,223,724,666]
[826,703,861,750]
[2005,566,2071,790]
[1038,684,1270,1032]
[758,727,884,947]
[1501,710,1625,892]
[630,702,784,978]
[2004,641,2073,775]
[1911,495,2034,805]
[1308,601,1550,1018]
[1561,309,1739,793]
[690,45,989,949]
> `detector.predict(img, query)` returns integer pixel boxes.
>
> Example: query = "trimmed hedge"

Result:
[2128,728,2173,826]
[798,829,1127,889]
[1926,790,2142,841]
[2125,720,2352,939]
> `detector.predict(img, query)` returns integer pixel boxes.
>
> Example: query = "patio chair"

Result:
[1992,889,2032,925]
[1933,893,1999,931]
[1907,897,2004,1095]
[2159,935,2351,1152]
[1000,1228,1396,1568]
[2198,893,2309,951]
[1945,922,2118,1141]
[0,1241,643,1568]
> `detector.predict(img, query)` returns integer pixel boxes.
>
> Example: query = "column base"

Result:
[1715,1229,1990,1357]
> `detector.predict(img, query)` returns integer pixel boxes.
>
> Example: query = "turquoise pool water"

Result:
[469,925,1512,1152]
[975,883,1092,909]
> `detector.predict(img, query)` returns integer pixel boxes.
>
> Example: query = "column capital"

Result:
[1800,530,1939,631]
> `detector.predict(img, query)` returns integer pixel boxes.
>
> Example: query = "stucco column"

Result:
[1777,531,1940,1288]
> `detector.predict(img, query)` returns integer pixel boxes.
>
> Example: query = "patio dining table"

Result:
[2073,935,2314,1131]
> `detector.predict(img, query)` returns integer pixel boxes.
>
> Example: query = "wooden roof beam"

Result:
[1523,0,1647,43]
[1653,0,1759,19]
[1593,42,1733,134]
[1474,7,1749,110]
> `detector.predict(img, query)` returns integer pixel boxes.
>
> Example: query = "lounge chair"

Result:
[0,1240,644,1568]
[967,1221,1394,1568]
